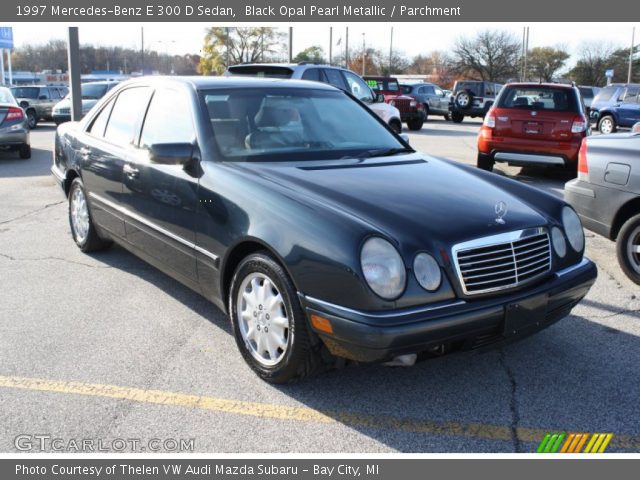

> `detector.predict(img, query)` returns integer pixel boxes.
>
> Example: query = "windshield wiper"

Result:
[351,147,415,159]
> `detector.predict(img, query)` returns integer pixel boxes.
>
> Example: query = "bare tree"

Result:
[453,30,521,82]
[528,46,570,82]
[568,42,617,86]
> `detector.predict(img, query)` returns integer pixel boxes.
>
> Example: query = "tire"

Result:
[68,178,111,252]
[477,153,494,172]
[26,110,37,129]
[444,112,451,121]
[407,119,424,131]
[389,119,402,134]
[19,144,31,159]
[229,252,326,383]
[451,111,464,123]
[455,91,473,110]
[616,214,640,285]
[598,115,617,134]
[422,104,430,122]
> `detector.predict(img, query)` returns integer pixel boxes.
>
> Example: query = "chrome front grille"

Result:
[453,228,551,295]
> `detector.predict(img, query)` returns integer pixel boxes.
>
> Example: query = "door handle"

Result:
[123,164,140,179]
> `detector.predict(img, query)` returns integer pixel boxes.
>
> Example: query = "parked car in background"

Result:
[565,127,640,284]
[10,85,69,129]
[578,85,600,111]
[477,82,589,172]
[52,81,120,125]
[449,80,502,123]
[51,76,596,383]
[401,82,451,120]
[226,63,403,133]
[0,86,31,159]
[365,76,426,130]
[589,83,640,134]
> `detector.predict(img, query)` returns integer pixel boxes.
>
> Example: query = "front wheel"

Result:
[68,178,111,252]
[616,214,640,285]
[229,252,325,383]
[26,110,37,129]
[407,119,424,131]
[19,144,31,159]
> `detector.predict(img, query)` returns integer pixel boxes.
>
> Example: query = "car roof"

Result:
[229,63,347,70]
[117,75,341,92]
[504,82,576,89]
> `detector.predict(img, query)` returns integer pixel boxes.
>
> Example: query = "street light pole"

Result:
[67,27,82,122]
[628,27,636,84]
[362,32,365,76]
[389,27,394,75]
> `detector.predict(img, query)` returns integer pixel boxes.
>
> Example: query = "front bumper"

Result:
[52,113,71,124]
[300,258,597,362]
[400,110,425,123]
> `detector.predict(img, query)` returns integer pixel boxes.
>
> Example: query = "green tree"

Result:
[198,27,285,75]
[293,46,326,64]
[453,30,521,82]
[527,47,570,82]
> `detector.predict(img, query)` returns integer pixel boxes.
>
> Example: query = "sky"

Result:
[6,22,638,67]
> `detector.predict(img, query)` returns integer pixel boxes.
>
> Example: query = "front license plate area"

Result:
[504,294,548,337]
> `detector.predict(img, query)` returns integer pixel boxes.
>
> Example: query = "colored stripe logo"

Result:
[537,432,613,453]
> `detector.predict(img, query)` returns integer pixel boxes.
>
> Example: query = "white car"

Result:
[226,63,403,133]
[52,81,120,125]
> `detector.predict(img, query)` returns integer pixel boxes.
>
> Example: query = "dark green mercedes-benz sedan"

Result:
[51,76,596,383]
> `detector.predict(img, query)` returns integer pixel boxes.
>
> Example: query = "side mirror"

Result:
[632,122,640,134]
[376,93,385,103]
[400,133,410,145]
[38,95,48,100]
[149,143,194,165]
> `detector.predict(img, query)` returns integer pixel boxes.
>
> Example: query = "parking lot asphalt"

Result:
[0,121,638,453]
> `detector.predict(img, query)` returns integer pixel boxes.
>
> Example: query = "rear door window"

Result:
[301,68,322,82]
[498,87,579,112]
[623,88,639,104]
[322,69,346,90]
[103,87,152,146]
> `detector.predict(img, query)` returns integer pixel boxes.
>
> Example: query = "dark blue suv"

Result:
[590,83,640,134]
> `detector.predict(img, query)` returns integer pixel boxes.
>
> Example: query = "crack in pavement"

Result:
[499,349,521,453]
[0,201,65,226]
[0,253,111,269]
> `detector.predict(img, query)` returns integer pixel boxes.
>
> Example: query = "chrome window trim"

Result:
[452,227,552,296]
[88,191,218,262]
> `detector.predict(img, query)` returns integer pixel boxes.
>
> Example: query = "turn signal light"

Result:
[578,139,588,180]
[310,314,333,335]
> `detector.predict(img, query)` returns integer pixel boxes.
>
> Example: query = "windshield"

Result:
[81,83,109,99]
[10,87,39,99]
[201,88,405,162]
[0,87,16,104]
[498,86,579,112]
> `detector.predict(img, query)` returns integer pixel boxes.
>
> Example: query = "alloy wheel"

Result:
[70,187,90,244]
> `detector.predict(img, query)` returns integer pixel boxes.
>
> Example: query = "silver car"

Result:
[0,87,30,159]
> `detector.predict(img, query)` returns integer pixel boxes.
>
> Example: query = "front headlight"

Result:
[551,227,567,258]
[360,237,406,300]
[562,206,585,252]
[413,253,441,291]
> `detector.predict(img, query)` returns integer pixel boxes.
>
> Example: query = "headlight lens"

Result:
[562,206,585,252]
[360,237,406,300]
[413,253,442,291]
[551,227,567,258]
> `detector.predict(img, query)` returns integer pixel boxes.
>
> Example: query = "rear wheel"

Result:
[407,118,424,131]
[26,110,37,129]
[68,178,111,252]
[451,111,464,123]
[422,104,430,122]
[616,214,640,285]
[477,153,494,172]
[19,144,31,159]
[229,252,326,383]
[598,115,617,134]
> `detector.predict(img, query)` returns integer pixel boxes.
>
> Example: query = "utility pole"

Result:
[7,48,12,85]
[362,32,365,76]
[628,27,636,84]
[389,27,394,75]
[521,27,526,81]
[288,27,293,63]
[0,50,4,86]
[329,27,332,65]
[345,27,349,68]
[140,27,144,74]
[67,27,82,122]
[225,27,230,68]
[522,27,530,82]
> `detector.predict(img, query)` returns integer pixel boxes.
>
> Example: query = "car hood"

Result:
[236,154,550,250]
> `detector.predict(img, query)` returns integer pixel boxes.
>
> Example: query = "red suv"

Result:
[477,83,589,172]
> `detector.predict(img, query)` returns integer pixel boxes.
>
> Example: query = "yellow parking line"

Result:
[0,374,638,451]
